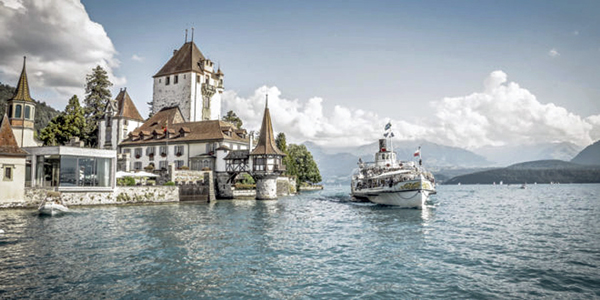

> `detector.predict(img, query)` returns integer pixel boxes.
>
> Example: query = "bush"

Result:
[239,173,255,184]
[163,181,176,186]
[117,176,136,186]
[234,183,256,190]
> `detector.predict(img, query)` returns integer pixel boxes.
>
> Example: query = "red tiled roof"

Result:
[250,103,285,156]
[119,107,248,146]
[153,42,207,77]
[115,89,144,121]
[0,114,28,157]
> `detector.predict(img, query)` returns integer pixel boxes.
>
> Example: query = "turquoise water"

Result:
[1,184,600,299]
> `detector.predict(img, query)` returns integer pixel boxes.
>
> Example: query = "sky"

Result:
[0,0,599,150]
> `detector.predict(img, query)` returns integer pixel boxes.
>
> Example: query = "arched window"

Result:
[24,105,31,119]
[14,104,22,118]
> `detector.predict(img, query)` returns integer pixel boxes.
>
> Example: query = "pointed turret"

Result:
[10,57,34,102]
[250,96,285,156]
[6,56,38,147]
[249,95,286,200]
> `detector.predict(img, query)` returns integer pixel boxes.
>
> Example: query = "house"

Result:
[118,106,249,172]
[0,114,28,203]
[98,88,145,150]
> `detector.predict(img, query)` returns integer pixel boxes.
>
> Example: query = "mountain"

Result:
[304,139,492,184]
[0,82,60,134]
[571,140,600,166]
[474,142,583,166]
[445,160,600,185]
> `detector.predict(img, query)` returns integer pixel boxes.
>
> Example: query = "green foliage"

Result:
[39,95,87,146]
[163,181,176,186]
[83,65,112,147]
[117,176,136,186]
[276,132,297,177]
[222,110,243,129]
[0,82,60,134]
[287,144,322,184]
[239,173,255,184]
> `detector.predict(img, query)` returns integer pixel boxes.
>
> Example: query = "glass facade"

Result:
[35,155,112,188]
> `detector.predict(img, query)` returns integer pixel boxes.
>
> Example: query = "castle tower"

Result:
[6,57,39,147]
[98,88,145,149]
[249,97,286,200]
[152,40,224,122]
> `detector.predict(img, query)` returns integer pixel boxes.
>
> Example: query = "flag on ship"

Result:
[414,147,421,157]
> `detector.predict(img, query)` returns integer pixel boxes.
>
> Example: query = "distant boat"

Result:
[350,138,436,208]
[38,198,69,216]
[520,183,527,189]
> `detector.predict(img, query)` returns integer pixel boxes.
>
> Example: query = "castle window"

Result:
[183,75,186,79]
[205,77,209,84]
[197,75,200,83]
[14,104,22,118]
[146,146,155,156]
[165,76,170,85]
[175,145,184,156]
[134,162,142,171]
[134,148,142,158]
[175,160,184,169]
[24,105,31,119]
[159,160,168,170]
[159,79,161,83]
[174,75,178,84]
[4,166,13,181]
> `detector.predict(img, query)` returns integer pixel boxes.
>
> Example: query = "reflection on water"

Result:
[1,184,600,298]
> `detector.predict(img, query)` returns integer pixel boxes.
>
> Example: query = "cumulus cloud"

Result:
[0,0,125,108]
[548,48,560,57]
[223,71,600,149]
[431,71,599,148]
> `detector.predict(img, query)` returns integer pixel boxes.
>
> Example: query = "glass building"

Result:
[23,146,116,191]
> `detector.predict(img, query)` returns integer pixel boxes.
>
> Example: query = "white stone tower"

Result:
[98,88,145,150]
[152,38,224,122]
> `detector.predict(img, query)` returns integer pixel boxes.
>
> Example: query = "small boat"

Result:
[38,198,69,216]
[350,138,436,208]
[520,183,527,189]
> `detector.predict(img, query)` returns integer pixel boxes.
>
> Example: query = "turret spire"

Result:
[11,56,33,102]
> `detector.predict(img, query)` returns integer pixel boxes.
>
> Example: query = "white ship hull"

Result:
[352,178,435,208]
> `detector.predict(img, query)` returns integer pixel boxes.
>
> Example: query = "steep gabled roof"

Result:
[119,106,248,146]
[153,41,206,77]
[10,57,34,102]
[114,89,144,121]
[0,114,28,157]
[250,100,285,156]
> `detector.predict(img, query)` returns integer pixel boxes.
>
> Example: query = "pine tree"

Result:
[83,65,112,147]
[39,95,86,146]
[222,110,243,129]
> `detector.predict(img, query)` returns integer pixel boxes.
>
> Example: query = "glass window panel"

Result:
[60,156,78,186]
[15,104,22,118]
[24,106,31,119]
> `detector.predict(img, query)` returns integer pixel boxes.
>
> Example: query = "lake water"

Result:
[1,184,600,299]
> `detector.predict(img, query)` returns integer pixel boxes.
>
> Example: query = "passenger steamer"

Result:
[351,138,436,208]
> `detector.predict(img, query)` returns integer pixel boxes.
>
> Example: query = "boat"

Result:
[38,198,69,216]
[351,138,436,208]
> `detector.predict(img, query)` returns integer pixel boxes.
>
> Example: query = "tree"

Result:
[276,132,297,176]
[39,95,87,146]
[83,65,112,147]
[288,144,322,184]
[222,110,243,129]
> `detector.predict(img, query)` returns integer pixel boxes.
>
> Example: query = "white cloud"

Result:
[548,48,560,57]
[223,71,600,149]
[0,0,125,108]
[131,54,144,62]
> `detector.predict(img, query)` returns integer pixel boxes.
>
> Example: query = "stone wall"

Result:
[5,186,180,209]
